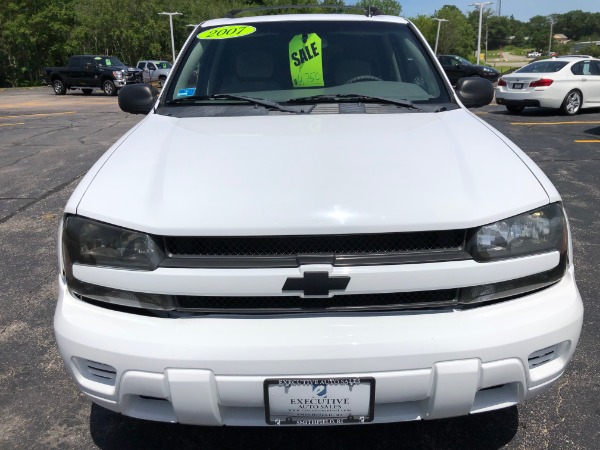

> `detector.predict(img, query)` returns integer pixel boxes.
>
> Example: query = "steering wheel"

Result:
[344,75,383,84]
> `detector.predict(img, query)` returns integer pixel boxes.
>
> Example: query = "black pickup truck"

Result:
[43,55,143,96]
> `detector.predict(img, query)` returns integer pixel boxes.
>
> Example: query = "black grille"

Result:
[164,230,465,257]
[126,69,143,83]
[174,290,457,313]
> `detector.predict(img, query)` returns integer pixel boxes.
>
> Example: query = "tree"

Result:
[527,15,553,50]
[4,1,600,87]
[410,15,437,45]
[430,5,475,57]
[0,0,76,86]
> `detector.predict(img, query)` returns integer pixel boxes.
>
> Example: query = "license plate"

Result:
[264,377,375,425]
[513,83,523,89]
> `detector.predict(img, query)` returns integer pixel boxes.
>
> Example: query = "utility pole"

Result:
[548,16,555,56]
[485,17,489,61]
[470,2,493,65]
[433,18,449,55]
[159,12,183,64]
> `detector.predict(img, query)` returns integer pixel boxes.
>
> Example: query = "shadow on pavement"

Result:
[90,403,519,450]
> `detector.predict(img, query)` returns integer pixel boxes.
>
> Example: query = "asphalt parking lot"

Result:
[0,87,598,450]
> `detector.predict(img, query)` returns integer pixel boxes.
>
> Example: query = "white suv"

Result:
[55,10,583,427]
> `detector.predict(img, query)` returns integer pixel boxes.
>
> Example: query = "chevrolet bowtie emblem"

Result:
[282,272,350,296]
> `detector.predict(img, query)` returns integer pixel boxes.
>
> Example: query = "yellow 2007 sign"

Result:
[289,33,324,88]
[197,25,256,40]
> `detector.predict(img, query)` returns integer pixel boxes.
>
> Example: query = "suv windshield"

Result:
[165,20,449,106]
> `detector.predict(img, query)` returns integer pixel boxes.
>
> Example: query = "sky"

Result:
[398,0,600,21]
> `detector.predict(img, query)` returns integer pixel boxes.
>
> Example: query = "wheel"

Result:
[158,76,167,88]
[82,89,93,95]
[506,105,525,113]
[561,90,582,116]
[103,80,117,96]
[344,75,383,84]
[52,79,66,95]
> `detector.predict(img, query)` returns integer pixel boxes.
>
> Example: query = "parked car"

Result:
[496,56,600,114]
[527,51,541,58]
[136,60,172,86]
[43,55,143,96]
[437,55,500,84]
[55,9,582,427]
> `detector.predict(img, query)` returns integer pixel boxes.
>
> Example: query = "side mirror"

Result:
[455,77,494,108]
[118,84,158,115]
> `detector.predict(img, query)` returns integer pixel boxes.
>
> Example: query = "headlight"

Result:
[112,70,124,79]
[62,216,168,311]
[460,203,568,305]
[62,216,164,271]
[467,203,566,262]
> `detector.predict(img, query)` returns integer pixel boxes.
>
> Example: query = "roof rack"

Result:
[224,4,382,19]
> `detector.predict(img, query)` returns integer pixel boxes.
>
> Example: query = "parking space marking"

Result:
[0,111,76,119]
[0,122,26,127]
[511,121,600,126]
[574,140,600,143]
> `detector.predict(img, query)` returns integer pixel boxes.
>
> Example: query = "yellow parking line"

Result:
[0,122,25,127]
[575,140,600,143]
[0,111,76,119]
[512,121,600,126]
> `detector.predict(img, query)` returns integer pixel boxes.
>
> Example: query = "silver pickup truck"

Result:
[136,60,172,86]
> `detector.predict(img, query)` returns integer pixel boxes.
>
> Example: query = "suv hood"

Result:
[76,110,550,235]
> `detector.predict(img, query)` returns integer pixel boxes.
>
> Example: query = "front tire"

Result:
[561,90,582,115]
[102,80,117,96]
[53,79,66,95]
[506,105,525,113]
[158,75,167,88]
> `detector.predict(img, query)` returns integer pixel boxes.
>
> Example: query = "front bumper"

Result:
[54,267,583,426]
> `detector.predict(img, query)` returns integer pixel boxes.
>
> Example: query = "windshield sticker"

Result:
[105,59,112,66]
[289,33,324,88]
[177,88,196,97]
[198,25,256,40]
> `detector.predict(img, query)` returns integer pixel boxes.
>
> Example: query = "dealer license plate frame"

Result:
[264,377,375,425]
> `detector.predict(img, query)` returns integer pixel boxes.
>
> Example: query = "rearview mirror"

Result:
[455,77,494,108]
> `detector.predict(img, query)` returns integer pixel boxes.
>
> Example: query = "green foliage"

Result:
[0,0,77,86]
[427,5,475,58]
[576,44,600,57]
[1,1,600,87]
[410,15,437,44]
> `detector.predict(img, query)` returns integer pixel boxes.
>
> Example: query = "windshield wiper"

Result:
[289,94,424,111]
[166,94,313,114]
